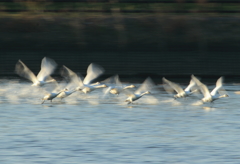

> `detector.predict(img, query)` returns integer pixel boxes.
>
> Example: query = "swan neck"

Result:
[140,91,149,96]
[95,84,106,88]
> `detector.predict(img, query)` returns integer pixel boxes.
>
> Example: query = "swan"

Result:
[110,85,135,95]
[81,83,107,94]
[125,91,151,104]
[162,77,197,98]
[124,77,154,104]
[15,57,57,86]
[57,87,81,100]
[41,88,67,104]
[191,75,229,103]
[61,63,106,94]
[103,75,136,95]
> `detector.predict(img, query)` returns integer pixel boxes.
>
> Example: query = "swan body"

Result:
[162,77,197,98]
[191,75,229,103]
[109,88,120,95]
[125,91,151,104]
[81,84,107,94]
[57,88,80,100]
[15,57,57,86]
[41,88,67,104]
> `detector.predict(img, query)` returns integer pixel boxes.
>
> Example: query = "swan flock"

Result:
[13,57,229,105]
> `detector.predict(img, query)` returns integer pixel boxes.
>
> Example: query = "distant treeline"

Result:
[0,15,240,52]
[0,0,239,13]
[0,0,239,2]
[0,1,240,76]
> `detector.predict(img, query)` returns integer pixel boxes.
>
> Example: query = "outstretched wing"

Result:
[184,79,196,92]
[60,65,84,88]
[211,76,223,96]
[162,77,184,94]
[83,63,105,85]
[15,60,38,84]
[122,88,135,97]
[37,57,57,82]
[135,77,155,95]
[191,75,211,98]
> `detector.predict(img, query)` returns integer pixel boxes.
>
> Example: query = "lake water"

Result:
[0,79,240,164]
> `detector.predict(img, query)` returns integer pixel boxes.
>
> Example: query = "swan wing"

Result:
[135,77,154,95]
[162,83,174,94]
[191,75,201,84]
[114,75,123,87]
[52,80,67,93]
[101,74,119,86]
[184,79,196,92]
[103,86,113,96]
[191,75,211,98]
[109,74,123,87]
[162,77,184,94]
[211,77,223,96]
[83,63,105,85]
[37,57,57,81]
[60,65,84,88]
[43,79,59,93]
[199,83,212,99]
[15,60,38,84]
[121,87,134,97]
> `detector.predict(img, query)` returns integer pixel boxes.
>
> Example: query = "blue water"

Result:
[0,80,240,164]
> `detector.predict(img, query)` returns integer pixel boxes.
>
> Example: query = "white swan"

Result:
[41,88,67,104]
[191,75,229,103]
[57,87,81,100]
[15,57,57,86]
[60,64,106,94]
[110,85,135,95]
[162,77,197,98]
[124,77,154,104]
[103,75,136,95]
[125,91,151,104]
[81,83,107,94]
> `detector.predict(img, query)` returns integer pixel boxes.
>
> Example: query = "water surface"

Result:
[0,80,240,164]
